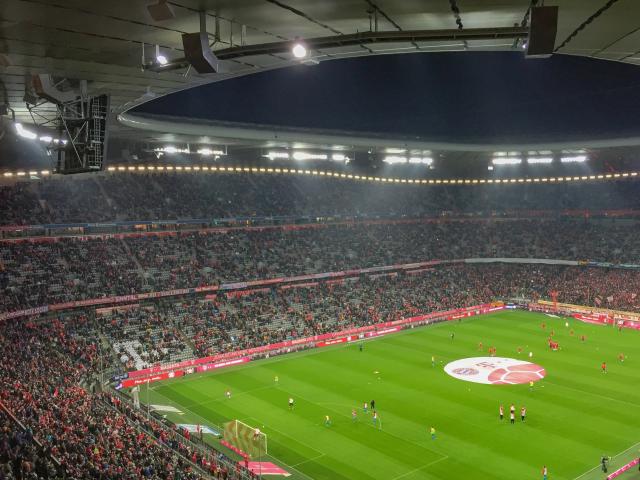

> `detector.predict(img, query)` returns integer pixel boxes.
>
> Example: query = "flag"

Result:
[607,295,614,303]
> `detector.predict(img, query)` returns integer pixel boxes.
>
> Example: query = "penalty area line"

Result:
[391,455,449,480]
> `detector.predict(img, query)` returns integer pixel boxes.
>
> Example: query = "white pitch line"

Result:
[290,453,326,468]
[391,455,449,480]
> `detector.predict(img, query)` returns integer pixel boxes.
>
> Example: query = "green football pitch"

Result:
[144,310,640,480]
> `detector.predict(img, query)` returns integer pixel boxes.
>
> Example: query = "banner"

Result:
[0,306,48,321]
[535,300,640,322]
[120,369,184,388]
[316,337,350,348]
[607,458,640,480]
[465,258,580,266]
[365,326,401,337]
[530,301,640,330]
[197,357,250,372]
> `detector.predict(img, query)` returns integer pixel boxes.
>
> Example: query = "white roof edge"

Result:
[118,112,640,152]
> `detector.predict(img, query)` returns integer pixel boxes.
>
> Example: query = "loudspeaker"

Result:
[182,32,222,74]
[526,6,558,58]
[147,0,175,21]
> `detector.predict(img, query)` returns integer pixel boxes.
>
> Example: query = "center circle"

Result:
[444,357,546,385]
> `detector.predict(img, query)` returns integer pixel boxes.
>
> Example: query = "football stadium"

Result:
[1,2,640,480]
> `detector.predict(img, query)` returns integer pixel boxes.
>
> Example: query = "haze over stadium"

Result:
[1,1,640,479]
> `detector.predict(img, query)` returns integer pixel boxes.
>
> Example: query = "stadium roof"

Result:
[2,0,640,148]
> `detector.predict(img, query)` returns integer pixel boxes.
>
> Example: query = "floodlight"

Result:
[292,43,307,58]
[15,123,37,140]
[155,45,168,65]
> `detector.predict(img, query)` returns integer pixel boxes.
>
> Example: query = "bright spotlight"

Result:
[292,43,307,58]
[155,44,168,65]
[15,123,37,140]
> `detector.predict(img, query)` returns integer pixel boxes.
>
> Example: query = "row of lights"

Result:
[3,166,638,184]
[491,150,587,167]
[492,155,587,166]
[383,156,433,166]
[383,148,433,166]
[2,170,50,177]
[88,165,639,185]
[153,146,226,156]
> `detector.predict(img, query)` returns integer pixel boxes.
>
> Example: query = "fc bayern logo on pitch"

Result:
[444,357,546,385]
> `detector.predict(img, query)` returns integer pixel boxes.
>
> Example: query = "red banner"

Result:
[607,458,640,480]
[225,289,270,299]
[197,357,250,372]
[121,369,184,388]
[365,326,401,337]
[316,337,351,348]
[0,305,48,321]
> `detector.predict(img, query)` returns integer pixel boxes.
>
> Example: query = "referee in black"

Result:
[371,400,375,411]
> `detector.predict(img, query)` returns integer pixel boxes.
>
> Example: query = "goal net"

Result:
[223,419,268,458]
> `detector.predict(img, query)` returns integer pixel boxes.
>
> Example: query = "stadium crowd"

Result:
[95,264,640,370]
[3,219,640,313]
[2,172,640,479]
[2,173,640,225]
[0,312,251,479]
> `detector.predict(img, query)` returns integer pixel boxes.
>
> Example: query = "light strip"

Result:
[408,157,433,165]
[383,156,408,165]
[197,148,224,156]
[527,157,553,165]
[560,155,587,163]
[292,151,328,161]
[492,157,522,166]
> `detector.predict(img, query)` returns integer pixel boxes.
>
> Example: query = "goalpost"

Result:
[223,419,268,459]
